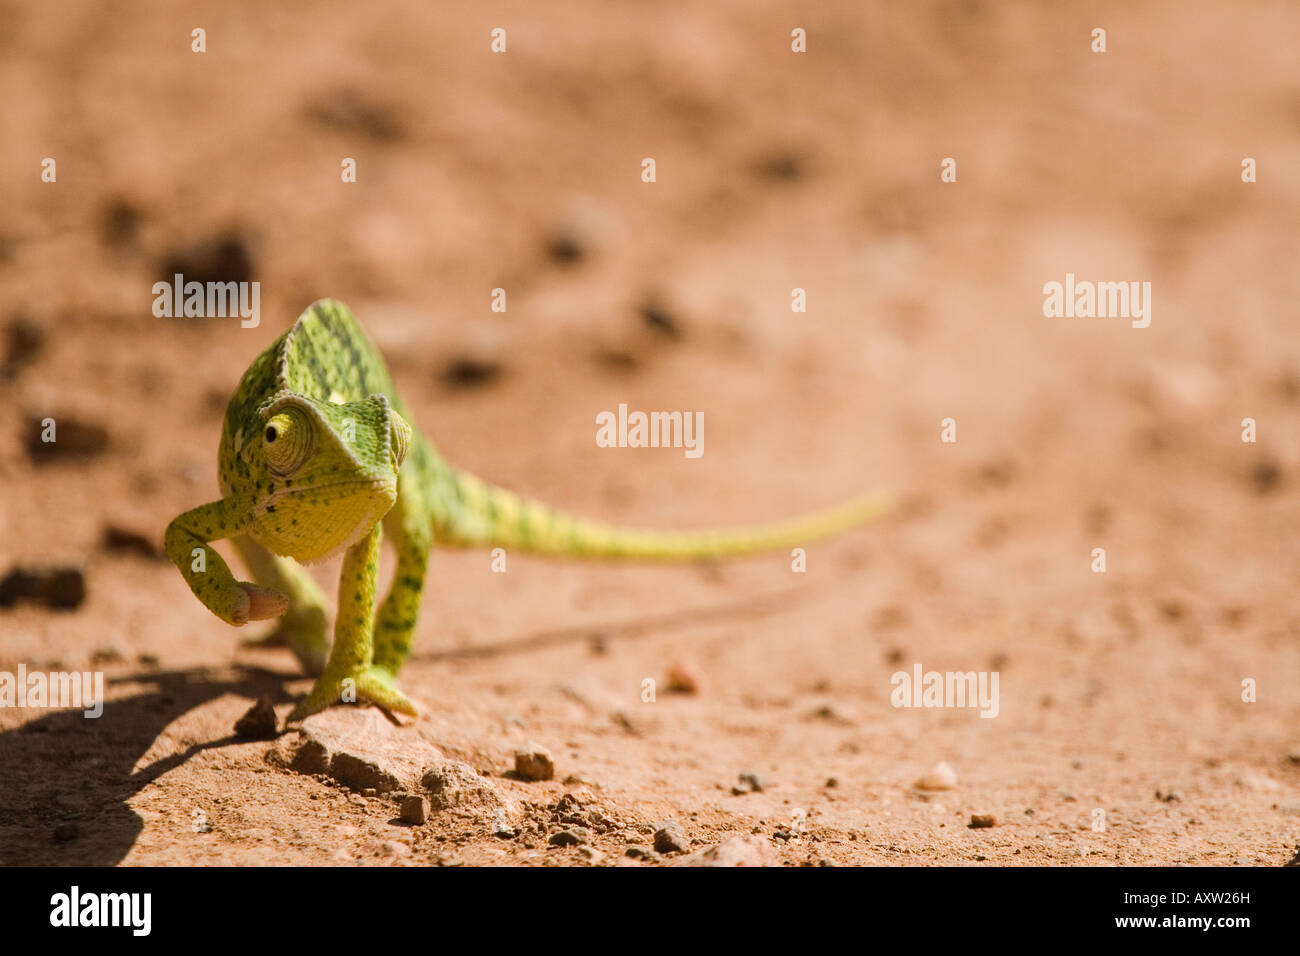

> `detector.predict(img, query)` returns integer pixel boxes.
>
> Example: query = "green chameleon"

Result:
[165,300,890,723]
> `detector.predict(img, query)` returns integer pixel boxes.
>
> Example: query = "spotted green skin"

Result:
[166,300,891,723]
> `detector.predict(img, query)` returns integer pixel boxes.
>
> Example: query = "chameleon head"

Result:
[236,391,412,563]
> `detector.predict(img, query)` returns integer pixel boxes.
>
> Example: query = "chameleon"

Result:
[165,299,891,724]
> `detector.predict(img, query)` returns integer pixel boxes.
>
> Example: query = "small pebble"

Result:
[969,814,996,829]
[653,821,688,854]
[399,795,428,825]
[233,694,277,739]
[914,761,958,791]
[514,742,554,781]
[548,829,585,847]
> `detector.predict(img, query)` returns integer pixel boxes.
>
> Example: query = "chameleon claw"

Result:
[240,583,289,621]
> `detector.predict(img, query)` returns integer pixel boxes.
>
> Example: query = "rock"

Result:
[491,811,517,839]
[732,772,767,795]
[625,845,655,860]
[547,793,619,834]
[653,821,688,854]
[273,709,431,791]
[914,761,958,791]
[271,709,510,820]
[399,795,428,825]
[548,829,586,847]
[1284,846,1300,867]
[0,564,86,610]
[969,814,996,829]
[513,742,554,781]
[674,836,768,867]
[233,694,278,739]
[422,762,510,815]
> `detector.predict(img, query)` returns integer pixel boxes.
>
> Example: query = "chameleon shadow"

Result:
[0,665,297,866]
[412,585,818,662]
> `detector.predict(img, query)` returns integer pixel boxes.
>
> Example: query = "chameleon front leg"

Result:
[232,536,330,676]
[287,523,418,722]
[372,490,432,678]
[165,500,288,626]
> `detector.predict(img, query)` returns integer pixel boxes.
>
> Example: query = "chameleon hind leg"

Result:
[372,478,432,678]
[232,536,330,676]
[287,523,418,722]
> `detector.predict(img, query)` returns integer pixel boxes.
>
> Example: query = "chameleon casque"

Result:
[166,300,890,724]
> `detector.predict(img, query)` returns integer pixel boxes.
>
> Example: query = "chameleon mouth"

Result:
[267,476,396,504]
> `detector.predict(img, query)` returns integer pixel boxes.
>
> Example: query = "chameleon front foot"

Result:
[286,667,419,724]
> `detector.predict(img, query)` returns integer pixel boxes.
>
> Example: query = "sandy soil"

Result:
[2,1,1299,866]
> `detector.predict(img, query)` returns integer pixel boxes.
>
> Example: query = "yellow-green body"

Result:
[165,300,890,723]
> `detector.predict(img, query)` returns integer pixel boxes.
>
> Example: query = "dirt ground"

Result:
[2,1,1299,866]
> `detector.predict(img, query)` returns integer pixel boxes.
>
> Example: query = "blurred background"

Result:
[1,1,1299,865]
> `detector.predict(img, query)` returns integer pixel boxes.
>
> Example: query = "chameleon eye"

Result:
[263,407,313,475]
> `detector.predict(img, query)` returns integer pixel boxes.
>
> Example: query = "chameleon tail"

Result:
[438,469,891,560]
